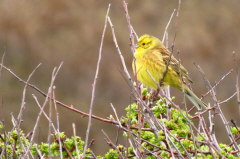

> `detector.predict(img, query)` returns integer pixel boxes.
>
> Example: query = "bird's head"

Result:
[136,34,163,50]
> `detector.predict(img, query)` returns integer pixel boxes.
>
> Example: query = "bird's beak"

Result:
[133,44,139,49]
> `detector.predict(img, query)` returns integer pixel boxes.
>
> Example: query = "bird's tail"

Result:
[183,86,207,110]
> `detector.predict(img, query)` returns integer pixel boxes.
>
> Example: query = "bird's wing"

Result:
[157,47,193,83]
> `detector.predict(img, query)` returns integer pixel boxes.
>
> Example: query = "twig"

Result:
[107,16,132,82]
[24,63,63,157]
[233,52,240,117]
[110,103,122,129]
[102,130,125,159]
[161,93,223,156]
[14,63,41,158]
[122,0,138,53]
[0,51,5,77]
[161,7,179,99]
[122,3,145,148]
[198,115,220,158]
[16,63,41,128]
[201,69,233,99]
[219,91,237,104]
[195,64,240,152]
[61,141,74,159]
[54,89,63,159]
[0,55,120,119]
[47,86,54,146]
[83,4,110,156]
[72,123,80,158]
[176,0,182,17]
[32,94,57,132]
[0,62,155,134]
[162,9,176,43]
[191,106,215,119]
[130,136,160,158]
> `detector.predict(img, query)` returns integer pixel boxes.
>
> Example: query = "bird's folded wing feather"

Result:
[157,47,193,83]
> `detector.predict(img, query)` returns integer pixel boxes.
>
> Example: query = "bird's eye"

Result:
[142,43,146,46]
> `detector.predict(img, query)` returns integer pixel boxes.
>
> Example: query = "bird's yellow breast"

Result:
[133,50,166,89]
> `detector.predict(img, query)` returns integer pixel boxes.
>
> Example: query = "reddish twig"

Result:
[0,63,115,124]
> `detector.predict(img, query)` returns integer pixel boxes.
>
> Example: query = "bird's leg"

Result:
[160,80,165,87]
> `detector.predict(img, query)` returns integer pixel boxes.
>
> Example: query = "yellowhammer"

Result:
[132,34,206,110]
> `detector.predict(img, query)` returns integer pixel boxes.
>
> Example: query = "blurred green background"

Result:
[0,0,239,155]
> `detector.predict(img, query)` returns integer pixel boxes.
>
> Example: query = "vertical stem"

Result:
[83,4,111,156]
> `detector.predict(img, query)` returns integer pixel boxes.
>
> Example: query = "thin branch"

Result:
[32,94,57,132]
[83,4,111,156]
[16,63,41,128]
[219,91,237,104]
[102,130,125,159]
[0,62,116,119]
[195,64,240,152]
[24,63,63,157]
[201,69,233,99]
[0,63,155,135]
[107,16,132,82]
[122,0,138,54]
[162,9,176,43]
[53,88,63,159]
[233,52,240,117]
[161,7,180,99]
[110,103,122,129]
[0,51,6,77]
[72,123,80,158]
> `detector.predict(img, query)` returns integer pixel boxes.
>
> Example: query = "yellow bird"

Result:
[132,34,206,110]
